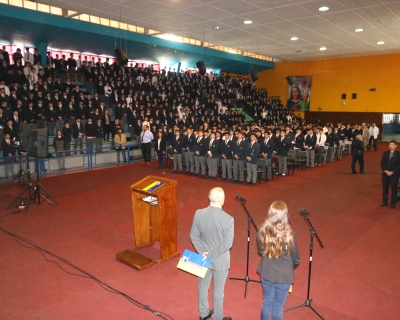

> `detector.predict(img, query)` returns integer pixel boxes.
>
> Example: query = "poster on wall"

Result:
[286,75,312,111]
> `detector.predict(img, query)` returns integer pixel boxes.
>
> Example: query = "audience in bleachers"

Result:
[0,44,379,180]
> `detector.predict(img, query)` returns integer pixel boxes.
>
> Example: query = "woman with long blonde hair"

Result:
[257,201,300,320]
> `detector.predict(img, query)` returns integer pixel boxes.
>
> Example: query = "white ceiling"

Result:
[37,0,400,61]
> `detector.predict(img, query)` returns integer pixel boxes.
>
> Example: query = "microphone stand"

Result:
[284,209,324,319]
[229,198,260,298]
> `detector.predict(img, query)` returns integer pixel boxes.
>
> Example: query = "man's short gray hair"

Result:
[208,187,225,204]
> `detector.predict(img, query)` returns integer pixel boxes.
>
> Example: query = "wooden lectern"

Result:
[115,175,179,270]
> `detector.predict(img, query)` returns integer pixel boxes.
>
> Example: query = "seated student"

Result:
[114,128,127,164]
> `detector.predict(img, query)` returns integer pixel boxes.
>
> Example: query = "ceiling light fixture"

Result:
[319,6,329,11]
[291,37,298,41]
[355,28,364,32]
[244,20,252,24]
[377,41,384,45]
[214,26,221,30]
[320,47,327,51]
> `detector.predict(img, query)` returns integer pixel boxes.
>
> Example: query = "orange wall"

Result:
[258,53,400,113]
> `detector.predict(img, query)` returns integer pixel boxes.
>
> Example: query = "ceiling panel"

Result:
[11,0,400,61]
[267,4,314,20]
[183,4,235,20]
[208,0,260,15]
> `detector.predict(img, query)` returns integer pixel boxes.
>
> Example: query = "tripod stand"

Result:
[284,208,324,319]
[6,156,58,213]
[10,148,29,184]
[229,194,260,298]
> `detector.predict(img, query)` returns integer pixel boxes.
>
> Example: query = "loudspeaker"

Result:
[249,70,258,82]
[114,47,128,65]
[196,61,206,75]
[286,76,294,85]
[20,123,38,150]
[30,128,48,158]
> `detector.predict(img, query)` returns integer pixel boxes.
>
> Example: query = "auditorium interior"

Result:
[0,1,400,319]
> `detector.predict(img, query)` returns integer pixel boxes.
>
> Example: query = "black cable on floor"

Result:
[0,226,173,320]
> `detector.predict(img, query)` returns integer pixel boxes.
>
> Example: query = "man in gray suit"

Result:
[190,187,234,320]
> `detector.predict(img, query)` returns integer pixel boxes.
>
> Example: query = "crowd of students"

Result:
[159,121,380,185]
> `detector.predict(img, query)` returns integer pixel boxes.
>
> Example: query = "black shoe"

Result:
[352,171,358,174]
[223,317,232,320]
[390,204,396,209]
[380,202,388,207]
[200,309,214,320]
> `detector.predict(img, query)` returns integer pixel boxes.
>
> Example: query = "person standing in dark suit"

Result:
[260,131,275,181]
[154,130,166,168]
[190,187,234,320]
[62,121,72,156]
[220,132,233,181]
[277,131,292,176]
[171,129,183,172]
[351,134,365,174]
[193,130,207,177]
[85,118,96,153]
[94,119,104,153]
[1,133,15,177]
[246,132,261,185]
[257,201,300,320]
[380,140,400,208]
[206,132,220,179]
[304,128,317,168]
[72,118,84,154]
[232,131,246,183]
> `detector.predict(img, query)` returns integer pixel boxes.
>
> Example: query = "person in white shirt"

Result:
[23,47,34,66]
[136,73,144,84]
[0,81,10,96]
[369,123,380,151]
[316,128,327,165]
[104,82,112,108]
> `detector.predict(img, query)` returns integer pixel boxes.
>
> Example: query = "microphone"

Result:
[235,194,246,202]
[300,208,310,215]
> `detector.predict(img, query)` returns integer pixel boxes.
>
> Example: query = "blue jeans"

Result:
[261,278,291,320]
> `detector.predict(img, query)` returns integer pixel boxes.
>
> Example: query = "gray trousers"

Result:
[279,155,287,174]
[260,158,272,180]
[4,157,15,177]
[56,152,65,170]
[246,162,257,183]
[232,159,244,181]
[173,153,182,172]
[335,144,340,160]
[55,119,63,131]
[207,157,218,178]
[293,148,300,165]
[317,146,325,164]
[86,138,95,153]
[64,141,71,156]
[74,137,83,153]
[198,268,228,320]
[221,158,232,179]
[194,156,206,175]
[306,149,315,167]
[95,138,103,152]
[327,146,334,162]
[184,150,195,173]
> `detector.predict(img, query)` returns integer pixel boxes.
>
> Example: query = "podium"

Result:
[115,175,179,270]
